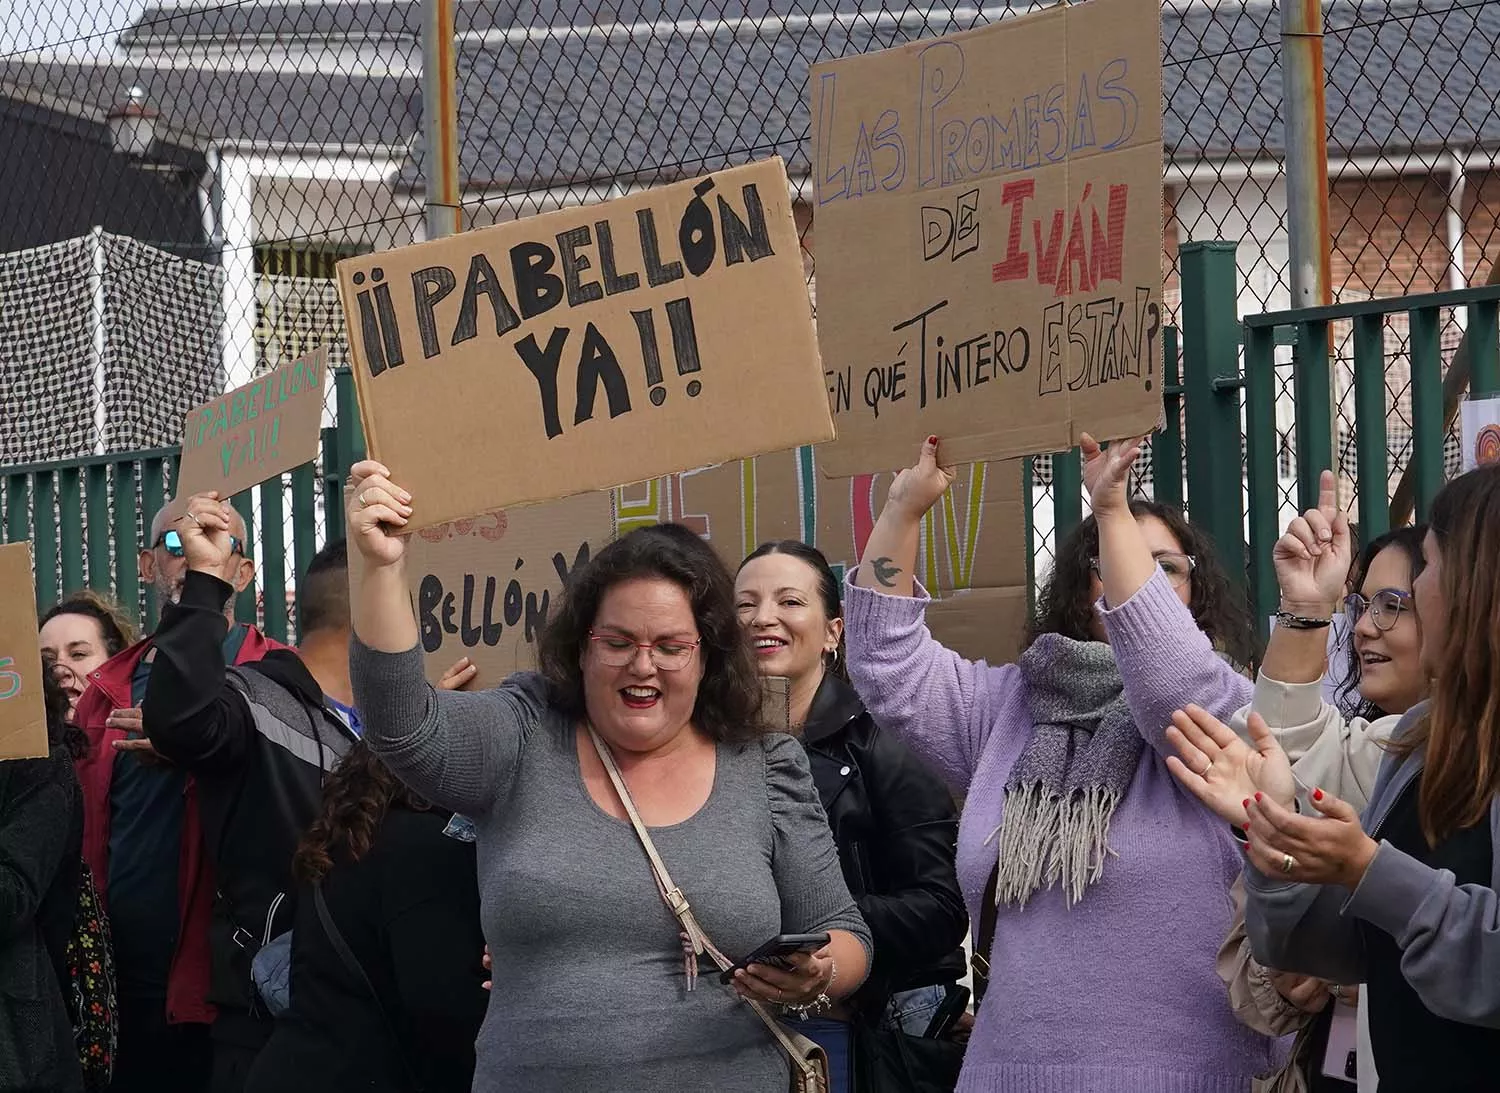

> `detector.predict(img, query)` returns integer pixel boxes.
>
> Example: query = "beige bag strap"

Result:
[585,725,819,1082]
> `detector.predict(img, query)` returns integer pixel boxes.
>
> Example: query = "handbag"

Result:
[585,725,830,1093]
[851,1021,963,1093]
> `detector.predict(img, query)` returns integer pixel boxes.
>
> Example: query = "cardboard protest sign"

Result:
[337,157,832,531]
[404,490,616,687]
[614,448,1031,666]
[809,0,1165,475]
[177,347,328,498]
[1461,394,1500,472]
[0,542,48,761]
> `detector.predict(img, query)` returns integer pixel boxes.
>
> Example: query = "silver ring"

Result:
[1329,984,1344,1001]
[185,511,202,527]
[358,490,371,507]
[1199,759,1212,777]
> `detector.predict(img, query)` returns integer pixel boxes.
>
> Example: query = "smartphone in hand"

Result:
[717,933,830,984]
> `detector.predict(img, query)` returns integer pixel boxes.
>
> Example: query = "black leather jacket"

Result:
[801,673,968,1019]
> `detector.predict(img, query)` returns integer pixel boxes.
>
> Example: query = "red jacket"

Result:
[73,626,288,1026]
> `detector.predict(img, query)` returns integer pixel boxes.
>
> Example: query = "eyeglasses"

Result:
[588,629,700,671]
[155,529,245,559]
[1090,552,1197,590]
[1344,589,1412,633]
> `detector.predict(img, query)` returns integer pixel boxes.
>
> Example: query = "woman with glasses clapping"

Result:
[1167,471,1428,1092]
[342,464,871,1093]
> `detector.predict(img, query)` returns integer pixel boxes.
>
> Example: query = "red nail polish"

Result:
[1254,792,1263,803]
[1242,822,1251,831]
[1313,788,1324,801]
[927,435,938,445]
[1242,798,1251,810]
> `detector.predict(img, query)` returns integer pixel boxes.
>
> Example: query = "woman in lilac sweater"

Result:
[844,436,1276,1093]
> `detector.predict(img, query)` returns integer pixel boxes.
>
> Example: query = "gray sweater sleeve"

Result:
[1243,867,1367,985]
[349,637,550,816]
[763,733,874,963]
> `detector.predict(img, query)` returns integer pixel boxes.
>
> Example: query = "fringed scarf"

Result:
[989,633,1142,908]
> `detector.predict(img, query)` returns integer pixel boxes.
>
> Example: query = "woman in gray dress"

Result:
[343,461,872,1093]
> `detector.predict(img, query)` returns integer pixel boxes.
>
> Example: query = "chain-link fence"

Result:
[3,0,1499,611]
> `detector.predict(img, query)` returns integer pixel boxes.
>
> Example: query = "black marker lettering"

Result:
[452,253,521,346]
[596,220,641,294]
[680,178,718,277]
[718,183,776,264]
[637,209,684,287]
[515,327,570,439]
[557,226,604,307]
[511,241,564,319]
[412,265,457,359]
[574,322,633,425]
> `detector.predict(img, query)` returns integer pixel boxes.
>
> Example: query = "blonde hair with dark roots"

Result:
[1392,464,1500,846]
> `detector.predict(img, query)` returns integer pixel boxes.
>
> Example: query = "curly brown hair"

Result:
[537,522,767,743]
[1028,499,1256,667]
[293,742,430,883]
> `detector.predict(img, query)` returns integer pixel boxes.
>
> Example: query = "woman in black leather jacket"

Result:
[737,540,969,1090]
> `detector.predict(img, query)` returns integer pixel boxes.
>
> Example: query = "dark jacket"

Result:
[801,672,968,1018]
[244,807,487,1093]
[0,742,85,1093]
[72,618,287,1026]
[142,570,357,1040]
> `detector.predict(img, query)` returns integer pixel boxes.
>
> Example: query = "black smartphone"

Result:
[923,984,971,1039]
[717,932,830,984]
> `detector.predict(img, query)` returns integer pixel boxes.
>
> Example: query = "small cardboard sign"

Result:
[1460,394,1500,472]
[0,542,48,761]
[337,157,832,532]
[404,490,617,687]
[177,347,328,498]
[809,0,1165,474]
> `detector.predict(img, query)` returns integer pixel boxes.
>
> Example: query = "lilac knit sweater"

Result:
[845,569,1276,1093]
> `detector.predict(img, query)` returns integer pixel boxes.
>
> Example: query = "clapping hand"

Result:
[1165,706,1297,825]
[1245,788,1378,889]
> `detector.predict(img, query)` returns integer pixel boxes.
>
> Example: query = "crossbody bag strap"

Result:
[972,864,998,1008]
[584,725,818,1082]
[314,885,424,1092]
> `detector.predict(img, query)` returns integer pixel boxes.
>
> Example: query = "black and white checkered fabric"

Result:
[0,231,224,465]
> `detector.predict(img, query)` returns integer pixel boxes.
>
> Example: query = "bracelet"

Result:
[1274,610,1331,631]
[784,958,838,1020]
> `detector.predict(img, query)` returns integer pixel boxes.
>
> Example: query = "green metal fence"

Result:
[7,240,1498,648]
[2,370,366,644]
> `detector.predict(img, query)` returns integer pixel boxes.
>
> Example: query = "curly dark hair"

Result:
[1334,525,1427,722]
[293,741,429,883]
[737,539,848,680]
[44,671,87,760]
[537,522,767,743]
[1028,499,1256,667]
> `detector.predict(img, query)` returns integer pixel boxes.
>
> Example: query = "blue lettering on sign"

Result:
[0,656,22,700]
[814,46,1139,205]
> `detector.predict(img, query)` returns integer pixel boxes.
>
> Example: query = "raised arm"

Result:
[345,461,541,816]
[143,570,253,773]
[845,438,1013,791]
[1085,433,1252,750]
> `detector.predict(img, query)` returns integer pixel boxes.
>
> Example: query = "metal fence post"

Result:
[1179,241,1247,589]
[1281,0,1336,464]
[422,0,461,240]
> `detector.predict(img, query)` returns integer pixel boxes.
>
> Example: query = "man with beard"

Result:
[72,494,277,1093]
